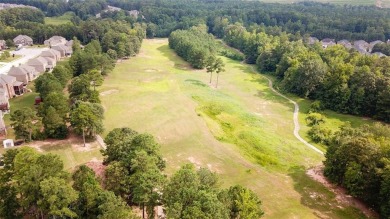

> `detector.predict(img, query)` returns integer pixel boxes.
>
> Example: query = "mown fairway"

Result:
[100,39,368,218]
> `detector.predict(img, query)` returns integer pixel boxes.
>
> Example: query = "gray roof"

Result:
[13,35,32,42]
[27,57,48,65]
[65,40,73,47]
[354,40,369,46]
[0,74,16,84]
[19,64,36,73]
[8,66,28,76]
[370,40,383,46]
[13,81,23,86]
[41,49,60,58]
[321,38,335,43]
[52,44,70,52]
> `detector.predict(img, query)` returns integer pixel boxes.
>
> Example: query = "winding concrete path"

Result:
[248,65,324,155]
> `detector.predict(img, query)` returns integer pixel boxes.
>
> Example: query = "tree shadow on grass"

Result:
[288,166,367,219]
[156,45,193,71]
[185,79,207,87]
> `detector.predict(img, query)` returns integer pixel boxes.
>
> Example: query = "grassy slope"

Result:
[100,39,369,218]
[44,12,73,25]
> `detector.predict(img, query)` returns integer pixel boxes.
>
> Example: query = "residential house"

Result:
[41,49,61,61]
[43,57,56,70]
[353,40,369,54]
[52,44,72,57]
[369,40,383,53]
[65,40,73,47]
[7,66,29,85]
[13,35,33,46]
[66,39,84,50]
[0,74,17,98]
[0,40,6,50]
[20,64,38,81]
[44,36,67,47]
[337,39,353,49]
[321,38,336,48]
[129,10,140,18]
[27,57,49,73]
[307,37,319,45]
[13,81,24,95]
[0,88,9,111]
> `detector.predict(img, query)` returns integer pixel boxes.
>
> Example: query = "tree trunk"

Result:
[142,203,145,219]
[209,72,213,84]
[216,73,219,88]
[29,129,32,142]
[82,128,86,147]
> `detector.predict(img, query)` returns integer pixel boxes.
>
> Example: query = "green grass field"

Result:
[99,39,372,218]
[44,12,73,25]
[259,0,376,5]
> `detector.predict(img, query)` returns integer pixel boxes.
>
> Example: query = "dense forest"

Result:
[169,26,217,69]
[4,0,390,41]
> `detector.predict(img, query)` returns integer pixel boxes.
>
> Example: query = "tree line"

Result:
[6,0,390,42]
[169,26,217,69]
[320,123,390,217]
[0,7,44,26]
[106,0,390,42]
[1,0,107,18]
[219,23,390,123]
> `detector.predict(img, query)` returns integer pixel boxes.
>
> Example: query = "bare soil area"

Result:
[307,166,379,218]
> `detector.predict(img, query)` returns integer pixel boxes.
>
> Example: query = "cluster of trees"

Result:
[10,63,73,140]
[102,127,264,219]
[169,26,217,69]
[323,123,390,217]
[372,42,390,56]
[220,23,390,122]
[0,147,138,218]
[0,7,44,26]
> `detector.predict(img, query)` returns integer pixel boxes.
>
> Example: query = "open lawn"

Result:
[0,54,22,63]
[44,12,73,25]
[100,39,372,218]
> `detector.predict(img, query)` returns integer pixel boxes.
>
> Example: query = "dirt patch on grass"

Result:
[25,133,99,152]
[144,68,158,72]
[187,156,202,168]
[100,89,119,96]
[85,158,106,181]
[307,166,379,218]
